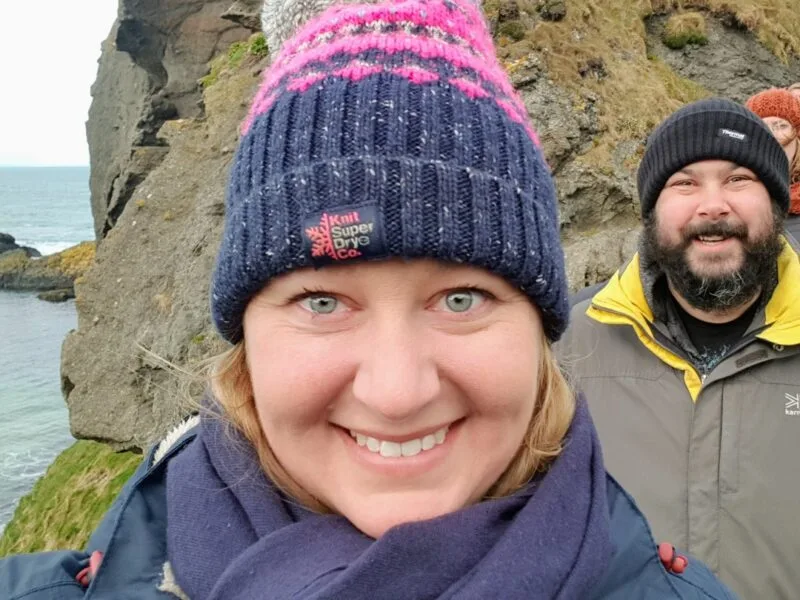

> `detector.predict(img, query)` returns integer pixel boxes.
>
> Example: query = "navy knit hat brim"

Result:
[211,0,569,346]
[637,98,790,218]
[211,153,568,343]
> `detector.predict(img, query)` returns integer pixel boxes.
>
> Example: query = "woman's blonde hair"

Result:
[208,330,575,513]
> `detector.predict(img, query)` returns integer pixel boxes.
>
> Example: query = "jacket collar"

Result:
[590,238,800,347]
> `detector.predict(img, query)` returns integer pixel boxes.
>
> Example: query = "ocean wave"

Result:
[0,449,58,530]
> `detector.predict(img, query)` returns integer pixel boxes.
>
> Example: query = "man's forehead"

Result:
[674,160,753,175]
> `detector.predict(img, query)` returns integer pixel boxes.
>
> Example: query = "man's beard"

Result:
[641,208,784,312]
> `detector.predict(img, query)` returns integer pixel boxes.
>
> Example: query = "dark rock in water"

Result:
[0,233,17,254]
[21,246,41,258]
[0,232,41,257]
[38,289,75,303]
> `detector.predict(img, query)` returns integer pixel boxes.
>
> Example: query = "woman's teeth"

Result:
[349,426,449,458]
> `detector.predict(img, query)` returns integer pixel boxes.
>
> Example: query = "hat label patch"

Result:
[303,204,387,266]
[719,128,747,142]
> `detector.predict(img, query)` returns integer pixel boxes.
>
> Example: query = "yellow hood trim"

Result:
[586,254,702,401]
[586,239,800,401]
[758,242,800,346]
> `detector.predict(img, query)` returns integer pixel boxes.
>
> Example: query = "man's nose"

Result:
[696,185,730,220]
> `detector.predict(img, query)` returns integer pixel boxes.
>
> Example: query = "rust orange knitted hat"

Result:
[745,88,800,130]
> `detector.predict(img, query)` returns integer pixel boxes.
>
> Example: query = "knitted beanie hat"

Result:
[636,97,790,219]
[745,88,800,131]
[211,0,568,343]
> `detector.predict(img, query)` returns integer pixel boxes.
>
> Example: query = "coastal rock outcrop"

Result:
[0,233,41,258]
[65,0,800,449]
[87,0,259,240]
[0,243,95,293]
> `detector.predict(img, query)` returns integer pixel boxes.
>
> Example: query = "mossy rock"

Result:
[200,33,269,89]
[498,20,527,42]
[0,441,142,556]
[0,249,30,273]
[44,242,96,279]
[663,12,709,50]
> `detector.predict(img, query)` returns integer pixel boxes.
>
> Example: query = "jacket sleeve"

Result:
[0,551,89,600]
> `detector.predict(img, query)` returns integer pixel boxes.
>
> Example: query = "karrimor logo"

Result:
[718,128,747,142]
[785,392,800,416]
[303,204,386,265]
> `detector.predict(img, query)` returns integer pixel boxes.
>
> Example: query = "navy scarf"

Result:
[166,397,612,599]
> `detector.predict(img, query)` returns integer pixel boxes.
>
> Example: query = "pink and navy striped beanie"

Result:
[211,0,569,342]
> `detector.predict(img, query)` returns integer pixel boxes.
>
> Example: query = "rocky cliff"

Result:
[87,0,259,240]
[65,0,800,449]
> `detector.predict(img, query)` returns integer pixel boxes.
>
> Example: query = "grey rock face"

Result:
[87,0,256,240]
[63,52,268,450]
[646,15,800,102]
[223,0,262,30]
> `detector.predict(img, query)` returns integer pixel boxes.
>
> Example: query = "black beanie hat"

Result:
[637,98,790,219]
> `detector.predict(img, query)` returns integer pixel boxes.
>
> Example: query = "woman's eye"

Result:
[440,289,487,313]
[300,295,340,314]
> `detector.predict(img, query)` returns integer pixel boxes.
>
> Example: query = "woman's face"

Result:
[243,259,543,538]
[763,116,798,161]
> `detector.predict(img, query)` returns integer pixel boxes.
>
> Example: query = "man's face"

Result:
[642,160,783,312]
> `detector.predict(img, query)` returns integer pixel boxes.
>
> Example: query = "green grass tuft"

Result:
[0,441,142,556]
[663,12,709,49]
[200,34,270,89]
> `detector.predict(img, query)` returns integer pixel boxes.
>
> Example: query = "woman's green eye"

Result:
[444,290,484,313]
[303,295,338,314]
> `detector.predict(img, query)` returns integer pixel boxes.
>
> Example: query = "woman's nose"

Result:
[351,319,441,421]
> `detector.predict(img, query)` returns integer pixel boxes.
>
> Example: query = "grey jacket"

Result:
[557,243,800,600]
[784,214,800,247]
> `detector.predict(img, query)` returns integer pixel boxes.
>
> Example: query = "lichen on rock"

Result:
[0,242,95,293]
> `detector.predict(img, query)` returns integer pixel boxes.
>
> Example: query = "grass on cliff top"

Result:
[486,0,800,167]
[0,441,141,557]
[652,0,800,61]
[663,11,709,49]
[200,32,269,89]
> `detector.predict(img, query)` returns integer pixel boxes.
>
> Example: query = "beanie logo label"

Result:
[719,128,747,142]
[303,205,387,265]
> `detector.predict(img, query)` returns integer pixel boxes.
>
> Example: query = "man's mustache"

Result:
[680,220,748,242]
